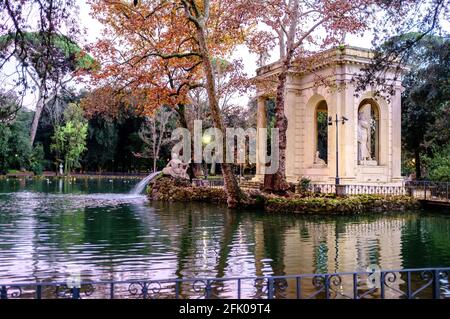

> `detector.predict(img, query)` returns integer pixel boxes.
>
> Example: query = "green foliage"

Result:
[265,195,419,214]
[317,111,328,162]
[0,111,33,173]
[265,99,276,155]
[81,114,154,173]
[0,90,20,124]
[0,123,12,172]
[423,144,450,181]
[84,116,119,171]
[0,110,46,175]
[34,107,155,173]
[399,34,450,178]
[113,116,149,172]
[30,144,45,175]
[52,35,97,71]
[0,32,96,72]
[298,178,312,193]
[148,176,228,203]
[51,103,88,174]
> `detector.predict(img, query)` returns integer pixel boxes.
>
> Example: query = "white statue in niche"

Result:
[358,104,377,165]
[313,151,326,167]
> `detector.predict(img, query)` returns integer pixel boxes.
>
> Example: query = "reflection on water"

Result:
[0,178,450,290]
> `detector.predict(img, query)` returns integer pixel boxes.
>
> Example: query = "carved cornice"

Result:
[255,46,408,80]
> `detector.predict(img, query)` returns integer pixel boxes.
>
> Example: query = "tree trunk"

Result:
[195,24,242,208]
[30,91,46,146]
[263,58,291,193]
[415,149,422,180]
[30,88,58,146]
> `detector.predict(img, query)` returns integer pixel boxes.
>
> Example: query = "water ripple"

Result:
[0,179,450,286]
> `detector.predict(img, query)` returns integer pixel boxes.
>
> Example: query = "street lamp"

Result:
[328,114,349,190]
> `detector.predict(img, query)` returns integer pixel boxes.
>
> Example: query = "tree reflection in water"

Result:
[0,178,450,298]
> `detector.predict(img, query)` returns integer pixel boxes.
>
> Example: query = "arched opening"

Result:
[315,101,328,165]
[358,99,380,165]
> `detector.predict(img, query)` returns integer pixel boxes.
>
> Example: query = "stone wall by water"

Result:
[148,177,228,203]
[148,177,419,214]
[264,195,419,214]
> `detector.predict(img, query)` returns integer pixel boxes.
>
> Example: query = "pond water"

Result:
[0,178,449,298]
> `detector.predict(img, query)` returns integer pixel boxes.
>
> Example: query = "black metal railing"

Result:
[405,181,450,202]
[310,184,408,196]
[1,267,449,300]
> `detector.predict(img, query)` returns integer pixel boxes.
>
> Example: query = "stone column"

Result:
[327,94,337,185]
[341,83,357,183]
[392,86,403,182]
[285,88,298,182]
[254,96,267,182]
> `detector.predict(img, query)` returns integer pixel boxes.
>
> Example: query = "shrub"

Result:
[424,144,450,181]
[265,195,419,214]
[297,177,312,193]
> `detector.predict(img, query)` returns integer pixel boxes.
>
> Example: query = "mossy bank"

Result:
[148,177,419,214]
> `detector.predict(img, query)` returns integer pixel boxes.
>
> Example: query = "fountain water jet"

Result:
[130,172,161,195]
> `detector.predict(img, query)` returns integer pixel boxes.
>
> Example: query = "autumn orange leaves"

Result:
[80,0,381,205]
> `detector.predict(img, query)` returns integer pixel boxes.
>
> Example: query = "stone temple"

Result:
[254,46,405,186]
